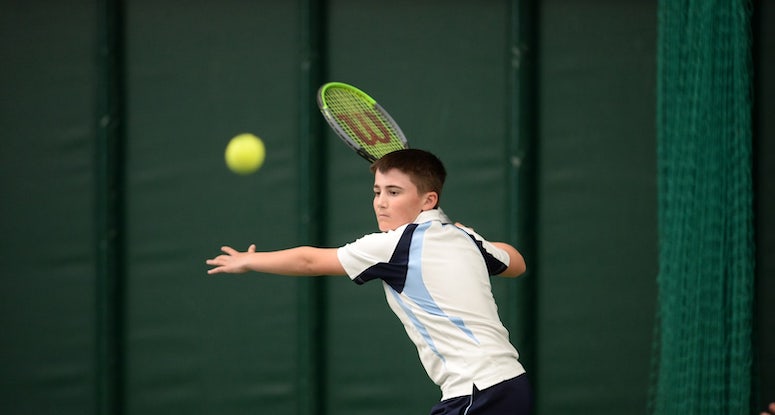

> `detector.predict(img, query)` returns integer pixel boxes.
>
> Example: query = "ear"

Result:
[421,192,439,210]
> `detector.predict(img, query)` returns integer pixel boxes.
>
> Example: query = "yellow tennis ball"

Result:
[225,133,265,174]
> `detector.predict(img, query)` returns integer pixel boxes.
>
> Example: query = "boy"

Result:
[206,149,532,414]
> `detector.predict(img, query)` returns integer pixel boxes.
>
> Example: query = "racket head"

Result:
[317,82,409,162]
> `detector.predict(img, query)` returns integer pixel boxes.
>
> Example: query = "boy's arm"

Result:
[206,244,346,276]
[491,242,527,278]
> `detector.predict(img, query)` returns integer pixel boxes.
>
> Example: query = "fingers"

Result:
[205,256,225,266]
[206,248,234,274]
[206,244,254,275]
[221,245,238,255]
[206,255,234,274]
[205,258,226,275]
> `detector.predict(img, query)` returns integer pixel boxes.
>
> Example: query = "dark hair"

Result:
[370,149,447,204]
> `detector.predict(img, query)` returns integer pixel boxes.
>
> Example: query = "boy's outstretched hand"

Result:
[206,244,256,275]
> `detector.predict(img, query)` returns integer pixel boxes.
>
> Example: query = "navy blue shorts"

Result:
[429,374,533,415]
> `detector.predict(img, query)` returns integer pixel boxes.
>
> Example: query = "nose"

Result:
[375,193,387,208]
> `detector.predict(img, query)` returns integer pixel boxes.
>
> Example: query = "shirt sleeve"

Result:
[337,229,403,280]
[455,225,510,274]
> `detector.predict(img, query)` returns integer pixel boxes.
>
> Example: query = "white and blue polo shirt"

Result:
[337,209,525,400]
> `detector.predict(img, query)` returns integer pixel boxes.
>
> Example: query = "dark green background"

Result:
[0,1,771,415]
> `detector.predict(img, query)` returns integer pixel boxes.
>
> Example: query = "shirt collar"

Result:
[413,208,451,225]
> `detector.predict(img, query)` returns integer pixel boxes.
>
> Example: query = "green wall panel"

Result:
[536,1,657,413]
[123,2,301,414]
[0,1,98,414]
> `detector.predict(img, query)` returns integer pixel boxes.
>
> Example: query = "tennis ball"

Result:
[225,133,265,175]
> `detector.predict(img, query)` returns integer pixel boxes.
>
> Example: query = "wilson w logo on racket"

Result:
[335,112,393,146]
[317,82,409,162]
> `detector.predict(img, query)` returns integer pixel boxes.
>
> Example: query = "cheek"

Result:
[398,204,417,219]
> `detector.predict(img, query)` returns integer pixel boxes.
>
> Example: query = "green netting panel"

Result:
[652,1,754,414]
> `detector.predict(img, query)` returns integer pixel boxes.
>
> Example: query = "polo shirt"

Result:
[337,209,525,400]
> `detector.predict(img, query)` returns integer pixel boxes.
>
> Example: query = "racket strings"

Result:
[323,88,406,158]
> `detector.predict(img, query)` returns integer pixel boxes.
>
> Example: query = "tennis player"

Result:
[206,149,532,414]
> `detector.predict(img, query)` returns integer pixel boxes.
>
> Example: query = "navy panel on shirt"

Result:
[352,224,417,293]
[466,233,508,275]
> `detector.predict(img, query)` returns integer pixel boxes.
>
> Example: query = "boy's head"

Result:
[370,149,446,231]
[370,149,447,206]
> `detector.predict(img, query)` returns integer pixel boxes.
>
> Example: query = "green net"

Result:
[651,1,754,414]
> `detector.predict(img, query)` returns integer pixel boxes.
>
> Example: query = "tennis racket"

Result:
[317,82,409,163]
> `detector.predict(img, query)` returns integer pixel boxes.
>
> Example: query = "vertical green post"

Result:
[95,0,125,414]
[506,0,538,384]
[298,0,327,414]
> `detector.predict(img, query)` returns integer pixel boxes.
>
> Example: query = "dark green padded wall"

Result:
[123,2,301,414]
[536,1,658,413]
[0,1,97,414]
[4,1,772,415]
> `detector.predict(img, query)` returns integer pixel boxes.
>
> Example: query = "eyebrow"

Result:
[373,184,404,191]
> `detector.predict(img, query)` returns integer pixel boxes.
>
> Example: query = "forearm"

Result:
[248,246,330,276]
[206,244,345,276]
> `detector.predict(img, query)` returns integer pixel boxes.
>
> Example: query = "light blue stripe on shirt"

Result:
[390,222,479,361]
